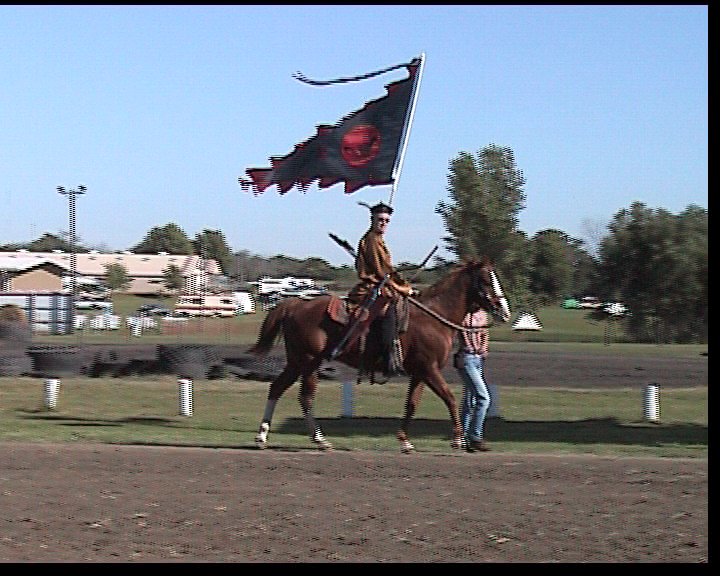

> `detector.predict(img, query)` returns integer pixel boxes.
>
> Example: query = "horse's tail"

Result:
[247,299,292,356]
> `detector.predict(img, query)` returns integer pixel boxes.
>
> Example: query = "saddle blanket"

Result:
[326,295,368,326]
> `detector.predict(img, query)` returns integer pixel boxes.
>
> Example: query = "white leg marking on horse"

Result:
[255,399,278,449]
[400,439,415,454]
[255,421,270,449]
[312,428,333,451]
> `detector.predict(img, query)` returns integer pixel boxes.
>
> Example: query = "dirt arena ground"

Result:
[0,443,707,563]
[0,348,708,563]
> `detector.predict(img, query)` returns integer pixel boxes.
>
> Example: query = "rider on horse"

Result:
[348,201,412,377]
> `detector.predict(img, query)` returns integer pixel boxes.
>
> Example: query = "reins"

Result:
[407,296,485,333]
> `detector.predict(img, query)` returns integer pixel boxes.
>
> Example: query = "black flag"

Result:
[240,57,420,195]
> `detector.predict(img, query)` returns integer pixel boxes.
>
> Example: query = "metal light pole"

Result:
[57,185,86,332]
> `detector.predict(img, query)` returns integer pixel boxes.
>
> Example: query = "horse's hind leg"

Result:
[397,377,424,454]
[298,360,333,451]
[255,364,300,449]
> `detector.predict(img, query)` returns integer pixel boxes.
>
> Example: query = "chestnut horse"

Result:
[248,258,511,453]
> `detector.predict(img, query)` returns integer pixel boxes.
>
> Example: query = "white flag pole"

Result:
[388,52,426,207]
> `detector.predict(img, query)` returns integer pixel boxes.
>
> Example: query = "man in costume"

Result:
[348,202,412,377]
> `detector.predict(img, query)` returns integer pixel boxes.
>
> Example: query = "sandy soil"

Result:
[0,348,707,563]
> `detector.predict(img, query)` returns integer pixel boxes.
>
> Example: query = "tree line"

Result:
[436,144,707,344]
[1,144,707,343]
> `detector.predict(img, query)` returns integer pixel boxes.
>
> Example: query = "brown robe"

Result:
[348,228,411,304]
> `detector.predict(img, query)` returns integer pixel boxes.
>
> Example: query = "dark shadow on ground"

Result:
[277,416,708,448]
[16,410,248,434]
[17,411,177,427]
[14,413,706,449]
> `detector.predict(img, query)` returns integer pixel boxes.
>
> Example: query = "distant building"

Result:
[0,256,68,292]
[0,251,223,295]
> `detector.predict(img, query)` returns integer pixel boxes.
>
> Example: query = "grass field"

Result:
[0,376,707,459]
[10,294,706,458]
[32,294,708,352]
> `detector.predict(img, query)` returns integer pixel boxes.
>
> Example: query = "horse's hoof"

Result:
[255,422,270,449]
[451,439,465,451]
[316,441,333,451]
[400,441,415,454]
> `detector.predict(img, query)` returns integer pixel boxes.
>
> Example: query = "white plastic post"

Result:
[643,383,660,422]
[43,378,60,410]
[178,378,193,416]
[341,380,354,418]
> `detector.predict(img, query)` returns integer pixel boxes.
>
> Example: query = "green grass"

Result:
[0,376,707,458]
[32,296,708,354]
[492,306,631,343]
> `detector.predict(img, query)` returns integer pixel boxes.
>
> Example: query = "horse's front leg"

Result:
[397,377,424,454]
[298,362,333,451]
[423,367,464,450]
[255,365,299,449]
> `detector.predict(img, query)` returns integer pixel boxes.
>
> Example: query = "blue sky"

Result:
[1,5,707,266]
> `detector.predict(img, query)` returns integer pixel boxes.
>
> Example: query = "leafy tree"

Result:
[598,202,707,343]
[162,263,184,294]
[266,255,310,278]
[0,242,25,251]
[436,144,532,310]
[132,223,193,254]
[293,257,336,281]
[572,247,601,299]
[103,262,131,293]
[529,229,575,305]
[528,229,600,304]
[193,229,234,275]
[27,233,83,252]
[230,250,274,283]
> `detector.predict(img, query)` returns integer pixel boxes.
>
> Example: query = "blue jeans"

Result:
[457,353,491,442]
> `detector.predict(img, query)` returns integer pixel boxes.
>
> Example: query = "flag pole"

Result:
[388,52,426,207]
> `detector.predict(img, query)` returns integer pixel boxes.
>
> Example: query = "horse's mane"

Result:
[419,257,487,301]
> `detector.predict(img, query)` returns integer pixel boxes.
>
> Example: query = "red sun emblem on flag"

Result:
[341,125,381,168]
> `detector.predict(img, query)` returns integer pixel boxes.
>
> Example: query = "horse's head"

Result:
[466,257,511,323]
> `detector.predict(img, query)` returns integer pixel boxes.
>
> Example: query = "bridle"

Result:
[471,265,505,320]
[407,261,509,332]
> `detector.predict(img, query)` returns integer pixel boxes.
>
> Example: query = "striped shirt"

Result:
[461,309,489,356]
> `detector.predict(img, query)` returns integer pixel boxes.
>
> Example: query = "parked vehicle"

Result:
[603,302,629,316]
[136,303,172,316]
[75,300,113,312]
[232,291,256,314]
[278,286,327,299]
[252,277,317,296]
[62,276,110,300]
[578,296,602,309]
[174,293,254,317]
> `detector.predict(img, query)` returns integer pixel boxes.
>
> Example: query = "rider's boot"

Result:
[381,306,405,378]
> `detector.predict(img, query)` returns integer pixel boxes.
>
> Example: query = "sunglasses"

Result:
[376,217,391,223]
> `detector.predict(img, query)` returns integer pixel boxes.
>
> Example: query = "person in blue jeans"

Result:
[455,304,491,452]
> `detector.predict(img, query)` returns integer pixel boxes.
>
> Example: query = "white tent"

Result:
[512,312,543,331]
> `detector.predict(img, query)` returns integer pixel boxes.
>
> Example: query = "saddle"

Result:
[326,294,408,329]
[326,295,367,327]
[325,294,409,383]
